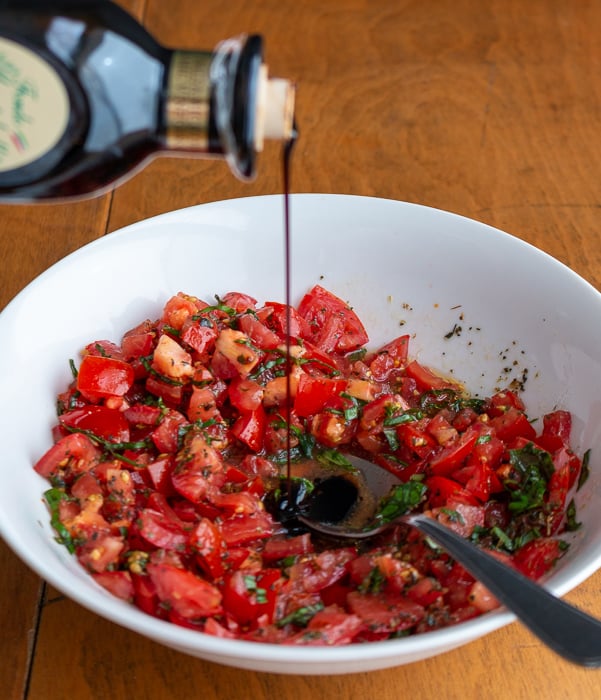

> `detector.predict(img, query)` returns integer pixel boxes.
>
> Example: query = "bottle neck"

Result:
[164,50,214,153]
[163,37,296,181]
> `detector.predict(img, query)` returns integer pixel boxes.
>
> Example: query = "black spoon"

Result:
[297,454,601,667]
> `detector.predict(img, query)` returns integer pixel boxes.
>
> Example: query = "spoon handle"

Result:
[408,514,601,667]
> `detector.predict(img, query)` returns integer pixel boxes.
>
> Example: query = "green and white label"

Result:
[0,37,69,172]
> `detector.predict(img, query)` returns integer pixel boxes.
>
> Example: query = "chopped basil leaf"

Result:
[504,442,554,514]
[577,449,591,491]
[276,602,325,628]
[374,481,427,524]
[316,449,356,471]
[44,488,77,554]
[565,498,582,531]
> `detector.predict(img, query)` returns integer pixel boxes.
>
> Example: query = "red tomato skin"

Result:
[59,405,130,443]
[92,571,134,601]
[513,538,563,580]
[297,285,369,353]
[146,563,222,619]
[231,406,266,452]
[489,407,536,442]
[294,375,347,418]
[369,335,410,381]
[34,433,101,478]
[77,354,135,401]
[404,360,458,391]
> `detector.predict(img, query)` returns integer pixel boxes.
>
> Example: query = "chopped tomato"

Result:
[59,405,130,443]
[77,354,135,401]
[297,285,368,353]
[146,563,222,619]
[35,285,583,646]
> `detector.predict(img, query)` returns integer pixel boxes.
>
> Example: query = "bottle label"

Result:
[0,38,69,172]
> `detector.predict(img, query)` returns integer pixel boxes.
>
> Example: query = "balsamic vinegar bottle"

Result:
[0,0,295,201]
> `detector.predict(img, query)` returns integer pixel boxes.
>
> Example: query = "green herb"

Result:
[440,507,464,524]
[62,424,152,465]
[383,427,400,451]
[359,566,386,594]
[491,526,514,550]
[162,325,181,337]
[374,480,427,524]
[139,356,184,386]
[577,449,591,491]
[565,498,582,531]
[383,406,423,426]
[276,602,325,628]
[346,348,367,362]
[243,574,268,604]
[316,449,355,471]
[504,443,554,514]
[476,434,491,444]
[44,488,77,553]
[419,389,458,415]
[68,358,78,379]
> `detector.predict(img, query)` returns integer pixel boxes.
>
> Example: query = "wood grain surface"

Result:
[1,1,601,698]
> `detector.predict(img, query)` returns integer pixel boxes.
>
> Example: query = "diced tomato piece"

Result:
[347,591,424,634]
[404,360,458,392]
[262,301,312,341]
[294,374,347,418]
[369,335,410,381]
[180,316,218,356]
[146,456,176,495]
[76,354,135,401]
[211,328,261,379]
[231,406,266,452]
[428,426,480,476]
[144,374,184,405]
[84,340,125,361]
[228,377,264,412]
[261,533,314,562]
[151,409,189,454]
[121,320,156,359]
[59,405,130,443]
[222,568,281,625]
[513,538,563,580]
[160,293,204,331]
[92,570,134,601]
[487,390,525,417]
[425,475,479,508]
[187,385,221,423]
[221,292,258,313]
[77,534,124,573]
[490,407,536,442]
[541,409,571,445]
[153,334,195,380]
[189,518,227,579]
[287,548,356,593]
[34,432,101,478]
[124,403,162,426]
[220,511,278,546]
[297,285,369,353]
[146,563,222,619]
[137,508,188,550]
[238,313,281,350]
[287,607,363,645]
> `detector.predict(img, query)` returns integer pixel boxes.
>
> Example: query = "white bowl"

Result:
[1,194,601,674]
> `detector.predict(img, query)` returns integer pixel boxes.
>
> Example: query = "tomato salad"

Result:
[34,285,589,645]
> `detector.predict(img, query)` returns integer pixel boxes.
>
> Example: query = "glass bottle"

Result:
[0,0,295,201]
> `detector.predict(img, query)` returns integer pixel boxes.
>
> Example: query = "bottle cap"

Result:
[255,65,296,150]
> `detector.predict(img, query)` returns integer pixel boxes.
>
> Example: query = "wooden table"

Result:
[2,1,601,697]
